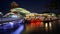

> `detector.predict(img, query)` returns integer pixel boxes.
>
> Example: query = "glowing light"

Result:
[40,22,44,27]
[18,19,24,23]
[9,22,13,25]
[9,22,14,28]
[11,8,31,15]
[30,18,35,28]
[35,18,41,27]
[0,12,3,15]
[49,22,52,27]
[30,23,35,28]
[11,25,24,34]
[45,23,48,32]
[45,23,48,27]
[36,22,41,27]
[49,22,52,30]
[11,15,18,18]
[30,23,35,32]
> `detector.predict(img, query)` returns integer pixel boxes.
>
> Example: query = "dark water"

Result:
[22,21,60,34]
[0,21,60,34]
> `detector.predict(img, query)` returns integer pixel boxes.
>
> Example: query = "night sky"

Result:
[0,0,59,14]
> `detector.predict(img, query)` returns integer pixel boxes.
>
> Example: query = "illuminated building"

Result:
[10,1,31,17]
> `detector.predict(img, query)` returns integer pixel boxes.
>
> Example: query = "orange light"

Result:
[30,18,35,23]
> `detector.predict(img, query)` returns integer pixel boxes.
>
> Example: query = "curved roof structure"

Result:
[10,8,31,17]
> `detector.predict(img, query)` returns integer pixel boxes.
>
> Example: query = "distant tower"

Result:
[10,1,19,9]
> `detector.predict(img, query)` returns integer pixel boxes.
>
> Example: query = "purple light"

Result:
[18,19,24,23]
[11,25,24,34]
[9,22,14,25]
[9,22,14,28]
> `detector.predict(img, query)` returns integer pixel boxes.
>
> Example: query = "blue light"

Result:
[18,19,24,24]
[11,15,18,18]
[9,22,14,28]
[9,22,14,25]
[11,25,24,34]
[3,24,10,29]
[2,22,14,30]
[7,14,20,18]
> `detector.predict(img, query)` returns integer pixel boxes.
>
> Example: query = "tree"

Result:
[10,1,19,9]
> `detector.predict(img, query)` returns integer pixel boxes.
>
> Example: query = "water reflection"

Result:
[0,19,24,34]
[24,21,56,34]
[0,19,59,34]
[45,23,48,32]
[49,22,52,31]
[11,24,24,34]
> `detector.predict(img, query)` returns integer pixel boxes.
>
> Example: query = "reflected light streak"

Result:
[49,22,52,27]
[25,25,31,32]
[45,23,48,27]
[36,22,41,28]
[30,23,35,31]
[41,22,44,27]
[35,18,41,28]
[49,22,52,31]
[11,25,24,34]
[45,23,48,31]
